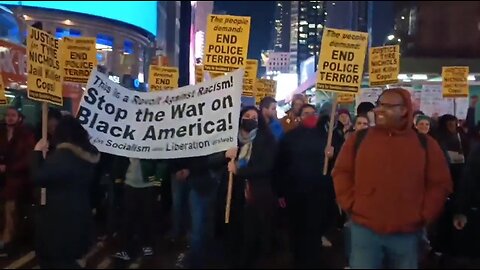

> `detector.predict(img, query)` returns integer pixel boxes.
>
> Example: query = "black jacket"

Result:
[455,144,480,215]
[169,152,228,195]
[32,143,100,260]
[275,125,343,197]
[233,130,276,208]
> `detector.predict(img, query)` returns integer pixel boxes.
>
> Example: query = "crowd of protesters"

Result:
[0,89,479,269]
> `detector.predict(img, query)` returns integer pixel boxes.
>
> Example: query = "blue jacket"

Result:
[270,119,284,141]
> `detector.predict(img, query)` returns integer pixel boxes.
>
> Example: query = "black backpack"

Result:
[354,128,428,157]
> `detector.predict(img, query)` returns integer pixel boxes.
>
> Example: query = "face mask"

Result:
[241,119,258,132]
[302,115,318,129]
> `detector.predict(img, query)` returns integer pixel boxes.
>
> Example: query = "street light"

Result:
[387,35,395,41]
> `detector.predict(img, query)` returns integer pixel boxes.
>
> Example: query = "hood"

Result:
[56,143,101,164]
[379,88,414,132]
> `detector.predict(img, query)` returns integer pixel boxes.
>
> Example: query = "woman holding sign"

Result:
[224,106,276,268]
[32,116,100,268]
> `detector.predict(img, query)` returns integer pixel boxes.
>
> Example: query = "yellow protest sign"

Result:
[60,37,97,84]
[27,26,63,106]
[243,59,258,97]
[204,14,251,72]
[316,27,368,94]
[148,66,179,91]
[209,72,225,79]
[255,79,276,104]
[442,66,469,98]
[0,75,6,105]
[369,45,400,86]
[195,65,204,84]
[337,93,356,104]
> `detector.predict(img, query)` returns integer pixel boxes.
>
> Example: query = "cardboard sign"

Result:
[255,79,276,104]
[27,26,63,105]
[243,59,258,97]
[78,69,243,159]
[369,45,400,86]
[204,15,251,72]
[442,66,469,98]
[195,65,204,84]
[148,66,179,91]
[316,27,368,94]
[0,75,6,105]
[60,37,97,84]
[337,93,355,104]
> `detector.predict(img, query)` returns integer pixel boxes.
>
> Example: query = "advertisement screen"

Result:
[0,1,157,34]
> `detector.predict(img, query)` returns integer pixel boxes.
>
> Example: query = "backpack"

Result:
[354,128,428,157]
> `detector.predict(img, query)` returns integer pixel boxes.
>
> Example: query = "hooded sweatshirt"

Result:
[333,88,453,234]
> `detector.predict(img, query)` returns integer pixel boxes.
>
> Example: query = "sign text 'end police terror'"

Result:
[204,15,251,72]
[316,28,368,93]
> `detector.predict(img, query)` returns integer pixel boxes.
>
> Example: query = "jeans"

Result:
[350,222,421,269]
[187,175,218,268]
[171,178,190,240]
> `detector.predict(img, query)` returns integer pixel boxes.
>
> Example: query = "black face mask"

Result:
[241,119,258,132]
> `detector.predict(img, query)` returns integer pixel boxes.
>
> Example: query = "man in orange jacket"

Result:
[333,88,452,269]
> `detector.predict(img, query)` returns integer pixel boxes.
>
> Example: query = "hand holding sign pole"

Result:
[225,165,234,224]
[316,27,369,175]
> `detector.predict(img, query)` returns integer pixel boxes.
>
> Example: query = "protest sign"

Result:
[0,75,6,105]
[369,45,400,86]
[60,37,97,84]
[27,26,63,105]
[204,14,251,72]
[254,79,276,104]
[243,59,258,97]
[78,69,244,159]
[148,66,179,91]
[421,84,469,119]
[195,65,204,84]
[337,93,355,104]
[316,27,368,94]
[442,66,469,98]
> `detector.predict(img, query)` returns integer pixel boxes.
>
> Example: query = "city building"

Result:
[1,1,159,89]
[189,1,214,85]
[287,1,326,75]
[266,51,290,74]
[272,1,291,52]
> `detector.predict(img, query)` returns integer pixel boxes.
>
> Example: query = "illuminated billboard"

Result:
[0,1,157,34]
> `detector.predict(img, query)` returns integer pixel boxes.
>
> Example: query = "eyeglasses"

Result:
[375,101,404,109]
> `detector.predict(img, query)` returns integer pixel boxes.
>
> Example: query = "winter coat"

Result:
[32,143,100,260]
[333,88,453,234]
[0,124,35,201]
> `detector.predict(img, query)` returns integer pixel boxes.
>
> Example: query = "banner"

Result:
[148,66,179,91]
[316,27,368,94]
[78,69,243,159]
[254,79,276,104]
[204,14,251,72]
[0,75,6,105]
[27,26,63,105]
[243,59,258,97]
[195,65,204,84]
[60,37,97,84]
[369,45,400,86]
[442,66,469,98]
[421,84,469,119]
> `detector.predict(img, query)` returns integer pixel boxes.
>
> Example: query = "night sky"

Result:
[213,1,395,60]
[214,1,275,61]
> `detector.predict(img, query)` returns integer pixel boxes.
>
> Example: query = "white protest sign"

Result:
[419,84,470,118]
[78,69,243,159]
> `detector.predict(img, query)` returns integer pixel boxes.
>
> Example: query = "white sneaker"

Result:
[112,251,131,261]
[322,236,333,247]
[143,247,154,256]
